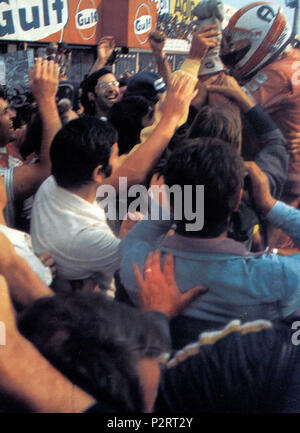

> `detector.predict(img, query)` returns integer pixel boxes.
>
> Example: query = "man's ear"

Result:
[92,165,104,183]
[88,91,96,102]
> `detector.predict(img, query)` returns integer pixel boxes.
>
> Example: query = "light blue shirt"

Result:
[120,201,300,326]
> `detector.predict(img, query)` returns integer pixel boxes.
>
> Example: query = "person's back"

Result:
[155,318,300,413]
[31,176,118,288]
[30,116,120,290]
[120,138,300,348]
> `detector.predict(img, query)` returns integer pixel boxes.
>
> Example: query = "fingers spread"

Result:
[151,250,162,274]
[144,251,154,277]
[163,254,176,286]
[181,285,208,308]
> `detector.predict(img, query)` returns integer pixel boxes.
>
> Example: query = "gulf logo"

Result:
[75,0,99,41]
[134,3,153,45]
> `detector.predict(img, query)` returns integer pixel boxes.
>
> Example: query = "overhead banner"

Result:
[0,0,235,49]
[101,0,157,49]
[0,0,102,45]
[152,0,170,15]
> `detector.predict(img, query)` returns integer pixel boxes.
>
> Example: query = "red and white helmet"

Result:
[220,2,292,81]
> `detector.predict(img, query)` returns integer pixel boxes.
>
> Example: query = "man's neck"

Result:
[177,229,228,240]
[95,104,108,119]
[175,216,230,239]
[67,183,98,204]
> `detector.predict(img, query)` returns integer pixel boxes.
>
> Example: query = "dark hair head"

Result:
[18,292,167,412]
[50,116,118,189]
[163,137,244,237]
[187,104,242,153]
[56,80,81,112]
[109,96,151,155]
[0,86,6,100]
[155,319,298,413]
[19,111,43,159]
[80,68,114,115]
[57,98,73,113]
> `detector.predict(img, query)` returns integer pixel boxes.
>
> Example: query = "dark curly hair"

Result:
[163,137,245,237]
[50,116,118,189]
[18,292,167,412]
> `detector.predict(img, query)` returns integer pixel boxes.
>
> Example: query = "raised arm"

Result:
[243,161,300,251]
[0,275,94,413]
[117,25,221,166]
[149,31,172,86]
[88,36,116,76]
[105,73,198,190]
[13,59,61,200]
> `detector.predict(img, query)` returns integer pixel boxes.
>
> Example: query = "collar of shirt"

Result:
[161,233,265,257]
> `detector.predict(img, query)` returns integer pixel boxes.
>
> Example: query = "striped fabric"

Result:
[166,319,273,369]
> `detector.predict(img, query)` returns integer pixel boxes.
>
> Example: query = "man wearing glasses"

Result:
[81,68,121,120]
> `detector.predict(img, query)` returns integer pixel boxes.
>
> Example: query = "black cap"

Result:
[124,71,166,103]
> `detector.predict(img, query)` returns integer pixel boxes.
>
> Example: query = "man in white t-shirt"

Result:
[30,116,121,291]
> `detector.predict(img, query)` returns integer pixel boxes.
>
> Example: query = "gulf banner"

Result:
[0,0,102,44]
[101,0,157,48]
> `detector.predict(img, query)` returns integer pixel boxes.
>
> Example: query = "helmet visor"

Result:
[220,42,251,69]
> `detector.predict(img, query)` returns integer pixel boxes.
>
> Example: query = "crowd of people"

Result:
[156,13,196,41]
[1,0,300,413]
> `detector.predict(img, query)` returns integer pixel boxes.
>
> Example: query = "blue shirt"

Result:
[120,201,300,328]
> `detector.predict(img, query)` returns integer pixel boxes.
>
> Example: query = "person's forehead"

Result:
[0,98,8,112]
[97,73,117,84]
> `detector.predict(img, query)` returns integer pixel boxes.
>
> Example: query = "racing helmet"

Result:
[220,2,292,81]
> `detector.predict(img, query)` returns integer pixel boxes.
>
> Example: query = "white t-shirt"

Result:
[0,224,52,286]
[30,176,120,290]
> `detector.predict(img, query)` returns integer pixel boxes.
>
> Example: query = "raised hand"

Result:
[188,24,221,61]
[97,36,116,63]
[29,58,59,104]
[161,72,198,122]
[149,31,166,59]
[244,161,277,215]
